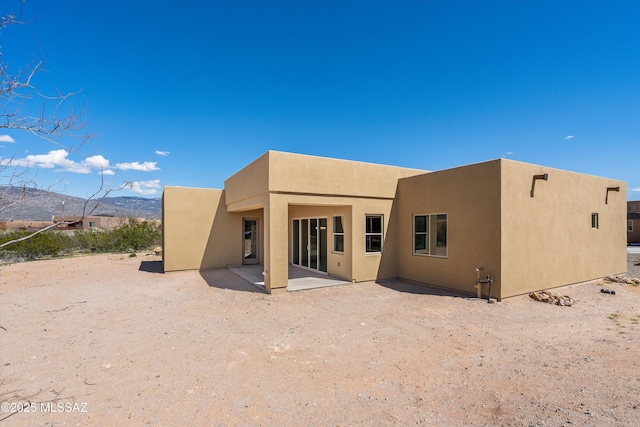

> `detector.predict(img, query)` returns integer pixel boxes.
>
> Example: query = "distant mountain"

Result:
[0,186,161,221]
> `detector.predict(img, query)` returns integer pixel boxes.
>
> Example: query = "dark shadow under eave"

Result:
[376,278,478,299]
[200,267,265,293]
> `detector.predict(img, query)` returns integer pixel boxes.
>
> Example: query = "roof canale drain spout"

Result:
[530,173,549,198]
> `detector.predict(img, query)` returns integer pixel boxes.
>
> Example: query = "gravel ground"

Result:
[1,253,639,426]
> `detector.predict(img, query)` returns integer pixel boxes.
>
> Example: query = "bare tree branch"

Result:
[1,59,91,150]
[0,3,111,250]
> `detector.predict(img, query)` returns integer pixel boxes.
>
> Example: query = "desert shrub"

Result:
[73,229,115,253]
[0,231,64,260]
[109,218,161,252]
[74,218,160,253]
[52,231,77,253]
[0,218,160,261]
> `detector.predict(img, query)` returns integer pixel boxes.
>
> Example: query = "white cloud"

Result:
[0,135,16,143]
[125,179,161,195]
[632,187,640,192]
[563,135,574,140]
[13,149,92,173]
[8,150,164,176]
[155,150,170,156]
[116,161,160,172]
[84,155,111,170]
[10,149,120,174]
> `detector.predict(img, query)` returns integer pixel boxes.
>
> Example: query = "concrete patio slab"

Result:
[228,264,351,292]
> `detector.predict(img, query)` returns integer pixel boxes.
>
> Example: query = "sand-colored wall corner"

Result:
[396,160,502,297]
[162,187,242,272]
[224,152,270,207]
[500,160,627,297]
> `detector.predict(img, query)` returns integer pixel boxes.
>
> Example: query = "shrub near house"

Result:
[0,231,75,260]
[0,218,161,261]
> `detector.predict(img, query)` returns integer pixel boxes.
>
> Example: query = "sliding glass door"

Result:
[292,218,327,273]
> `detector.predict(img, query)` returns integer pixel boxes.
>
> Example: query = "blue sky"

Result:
[1,0,638,200]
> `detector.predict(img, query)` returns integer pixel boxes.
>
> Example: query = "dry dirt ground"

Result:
[1,253,639,427]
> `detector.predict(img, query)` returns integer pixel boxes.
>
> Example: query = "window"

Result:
[365,215,383,253]
[435,214,448,256]
[591,213,599,229]
[414,215,428,255]
[413,214,448,257]
[333,216,344,253]
[89,221,96,228]
[629,220,634,232]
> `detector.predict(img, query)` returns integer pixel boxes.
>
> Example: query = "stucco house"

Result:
[52,215,129,231]
[162,151,627,300]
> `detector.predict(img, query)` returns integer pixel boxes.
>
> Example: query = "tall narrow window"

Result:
[293,220,300,265]
[592,213,599,229]
[414,213,447,257]
[413,215,429,255]
[435,214,448,256]
[365,215,383,253]
[333,216,344,253]
[628,220,633,232]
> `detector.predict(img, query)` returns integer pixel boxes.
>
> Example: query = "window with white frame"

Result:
[592,213,599,229]
[629,220,634,232]
[413,214,448,257]
[365,215,383,253]
[333,216,344,253]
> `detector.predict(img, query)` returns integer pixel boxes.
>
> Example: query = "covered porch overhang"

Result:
[226,192,355,293]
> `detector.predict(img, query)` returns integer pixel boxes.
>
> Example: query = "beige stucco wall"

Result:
[263,193,288,292]
[350,199,398,282]
[89,216,129,231]
[500,160,627,297]
[225,151,426,210]
[162,187,244,272]
[267,151,426,198]
[224,152,270,208]
[52,215,130,231]
[396,161,503,297]
[395,159,626,299]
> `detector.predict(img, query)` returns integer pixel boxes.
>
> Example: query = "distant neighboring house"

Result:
[0,220,53,232]
[162,151,627,300]
[629,201,640,244]
[52,215,129,231]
